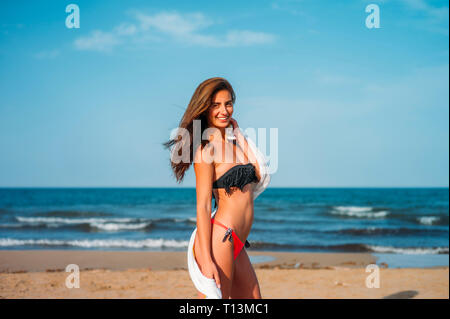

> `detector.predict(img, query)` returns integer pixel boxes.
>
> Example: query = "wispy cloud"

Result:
[73,10,275,52]
[314,69,360,86]
[271,0,306,16]
[135,12,212,36]
[74,30,122,52]
[1,23,25,34]
[33,49,60,59]
[401,0,449,20]
[399,0,449,34]
[114,23,138,36]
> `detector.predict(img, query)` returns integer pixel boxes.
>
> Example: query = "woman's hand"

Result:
[201,260,222,289]
[229,117,243,139]
[229,117,239,130]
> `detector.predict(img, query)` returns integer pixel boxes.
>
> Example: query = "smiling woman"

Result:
[163,77,271,299]
[162,77,236,183]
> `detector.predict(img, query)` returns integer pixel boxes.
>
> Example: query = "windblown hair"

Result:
[162,77,236,183]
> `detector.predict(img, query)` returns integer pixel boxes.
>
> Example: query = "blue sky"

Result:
[0,0,448,187]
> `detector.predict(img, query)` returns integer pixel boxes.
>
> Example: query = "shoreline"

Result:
[0,250,448,273]
[0,250,380,273]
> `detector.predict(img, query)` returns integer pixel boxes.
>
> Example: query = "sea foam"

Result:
[0,238,189,248]
[331,206,389,218]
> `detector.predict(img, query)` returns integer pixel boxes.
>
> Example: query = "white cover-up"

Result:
[186,133,271,298]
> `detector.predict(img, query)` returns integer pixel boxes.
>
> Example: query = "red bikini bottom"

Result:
[211,218,245,260]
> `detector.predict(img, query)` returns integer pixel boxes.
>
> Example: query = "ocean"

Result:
[0,188,448,261]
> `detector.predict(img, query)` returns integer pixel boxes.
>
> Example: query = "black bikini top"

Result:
[212,163,259,195]
[212,163,259,209]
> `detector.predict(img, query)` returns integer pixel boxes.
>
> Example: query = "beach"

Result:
[0,250,448,299]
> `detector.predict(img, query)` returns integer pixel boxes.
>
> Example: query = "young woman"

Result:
[164,77,267,299]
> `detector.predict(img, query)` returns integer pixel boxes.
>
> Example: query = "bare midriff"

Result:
[193,183,255,266]
[212,184,255,241]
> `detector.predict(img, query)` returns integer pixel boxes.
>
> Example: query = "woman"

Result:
[163,77,270,299]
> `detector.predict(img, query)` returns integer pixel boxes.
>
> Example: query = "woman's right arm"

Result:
[193,144,221,289]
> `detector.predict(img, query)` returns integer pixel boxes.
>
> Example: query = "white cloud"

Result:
[33,49,60,59]
[271,0,306,16]
[134,11,275,47]
[114,23,137,36]
[401,0,449,20]
[74,30,122,52]
[314,71,358,85]
[225,30,275,46]
[135,12,212,36]
[73,10,275,52]
[399,0,449,34]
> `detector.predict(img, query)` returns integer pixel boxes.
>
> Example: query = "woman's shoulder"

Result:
[193,142,215,167]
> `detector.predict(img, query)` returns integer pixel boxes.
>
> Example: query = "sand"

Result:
[0,250,448,299]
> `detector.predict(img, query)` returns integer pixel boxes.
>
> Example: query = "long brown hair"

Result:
[162,77,236,183]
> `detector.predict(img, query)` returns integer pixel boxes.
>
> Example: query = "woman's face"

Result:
[207,89,233,129]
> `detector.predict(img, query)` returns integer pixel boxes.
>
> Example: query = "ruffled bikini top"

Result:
[213,163,259,193]
[212,163,259,208]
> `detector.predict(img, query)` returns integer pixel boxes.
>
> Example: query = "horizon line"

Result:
[0,186,448,189]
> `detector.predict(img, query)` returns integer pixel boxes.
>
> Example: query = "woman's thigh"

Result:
[209,223,235,298]
[230,249,261,299]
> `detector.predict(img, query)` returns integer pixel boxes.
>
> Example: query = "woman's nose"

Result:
[219,104,229,115]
